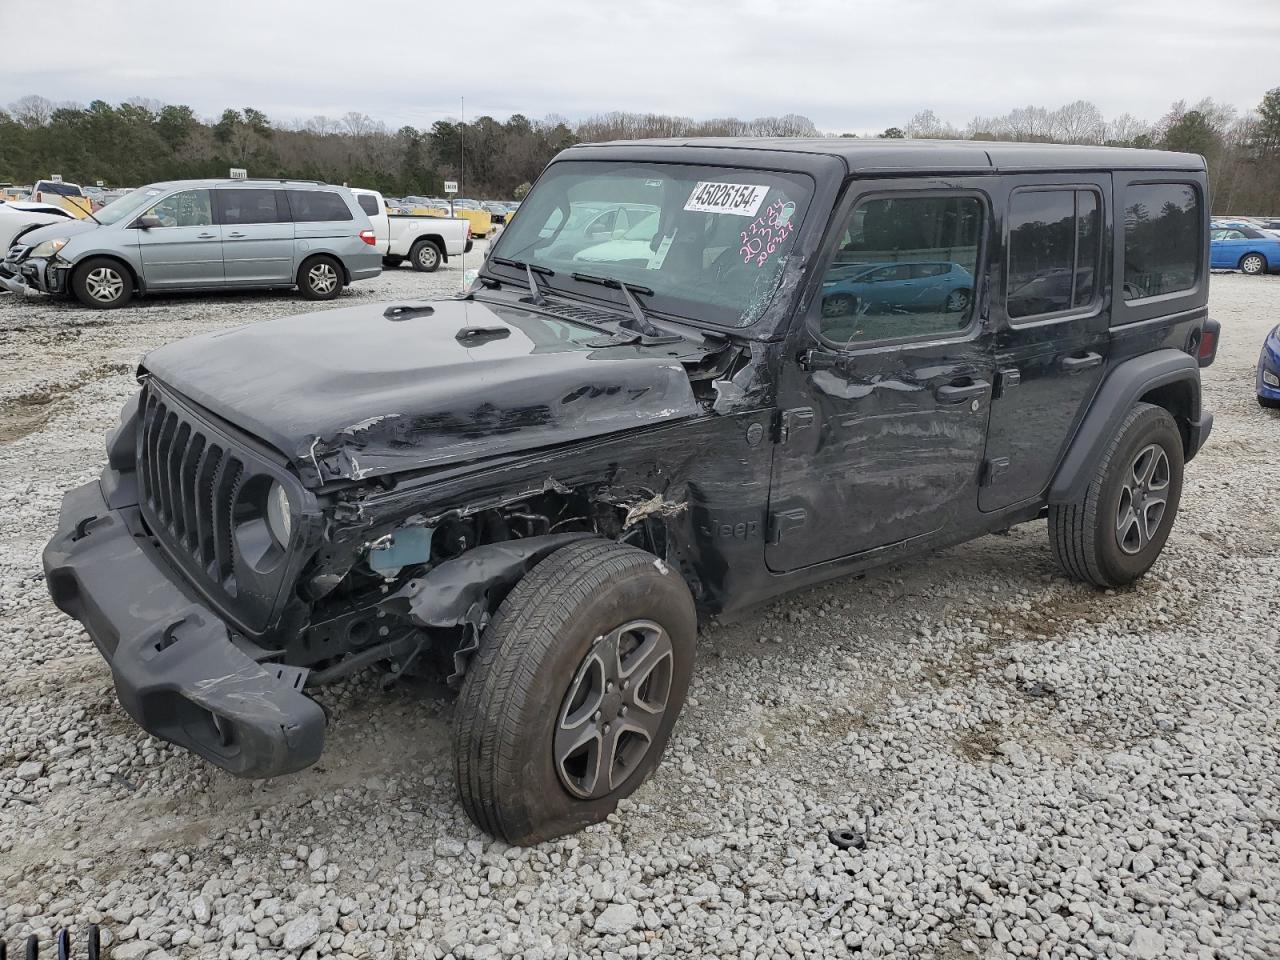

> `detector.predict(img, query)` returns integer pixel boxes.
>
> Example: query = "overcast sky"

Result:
[4,0,1277,134]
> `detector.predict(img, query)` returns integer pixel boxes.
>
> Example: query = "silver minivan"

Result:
[0,179,381,308]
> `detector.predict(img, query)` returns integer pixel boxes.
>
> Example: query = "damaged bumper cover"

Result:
[42,477,326,778]
[0,255,66,295]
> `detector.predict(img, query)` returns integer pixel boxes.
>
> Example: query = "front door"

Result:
[767,181,997,572]
[215,188,295,284]
[136,188,223,289]
[979,176,1111,511]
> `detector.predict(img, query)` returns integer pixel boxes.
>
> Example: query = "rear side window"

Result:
[1122,184,1200,301]
[357,194,380,216]
[1007,188,1102,320]
[218,189,286,225]
[818,194,983,346]
[286,190,354,223]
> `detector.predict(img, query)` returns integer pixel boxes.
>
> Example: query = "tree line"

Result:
[1,91,1277,212]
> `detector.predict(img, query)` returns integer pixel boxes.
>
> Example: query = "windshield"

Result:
[92,186,159,225]
[488,161,813,329]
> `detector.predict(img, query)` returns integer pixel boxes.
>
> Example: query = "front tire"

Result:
[453,539,696,845]
[298,255,342,300]
[1240,253,1268,276]
[1048,403,1184,587]
[409,239,442,273]
[71,257,133,309]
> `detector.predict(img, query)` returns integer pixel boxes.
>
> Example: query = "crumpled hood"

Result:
[142,297,707,486]
[14,218,100,249]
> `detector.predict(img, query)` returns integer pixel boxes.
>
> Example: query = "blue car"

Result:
[1210,225,1280,276]
[820,260,973,319]
[1259,324,1280,408]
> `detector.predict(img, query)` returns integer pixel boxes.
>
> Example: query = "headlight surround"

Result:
[266,482,293,547]
[1264,369,1280,388]
[29,238,69,259]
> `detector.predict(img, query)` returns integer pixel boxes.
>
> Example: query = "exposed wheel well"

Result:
[414,236,447,261]
[1139,380,1195,454]
[74,254,139,292]
[297,252,347,285]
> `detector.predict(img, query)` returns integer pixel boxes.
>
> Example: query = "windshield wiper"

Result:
[490,256,554,305]
[570,271,678,341]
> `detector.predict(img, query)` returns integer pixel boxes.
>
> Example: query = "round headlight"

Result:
[266,482,292,546]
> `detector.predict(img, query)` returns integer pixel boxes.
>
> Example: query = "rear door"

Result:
[136,188,223,288]
[979,175,1110,512]
[216,188,294,284]
[286,188,356,243]
[767,181,997,571]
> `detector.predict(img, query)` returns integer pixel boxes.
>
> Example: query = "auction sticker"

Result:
[684,182,769,217]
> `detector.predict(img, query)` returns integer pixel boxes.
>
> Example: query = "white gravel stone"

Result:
[594,904,640,935]
[15,761,44,781]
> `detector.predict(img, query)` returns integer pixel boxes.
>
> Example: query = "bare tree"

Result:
[1050,100,1105,144]
[9,94,55,127]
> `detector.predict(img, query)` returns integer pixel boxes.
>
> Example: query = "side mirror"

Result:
[135,215,162,229]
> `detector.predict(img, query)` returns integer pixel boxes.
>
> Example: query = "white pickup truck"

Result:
[352,188,472,273]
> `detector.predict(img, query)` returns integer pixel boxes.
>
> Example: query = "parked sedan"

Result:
[1210,226,1280,275]
[1259,324,1280,409]
[0,200,80,254]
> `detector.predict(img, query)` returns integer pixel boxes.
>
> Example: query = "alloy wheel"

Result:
[554,620,674,800]
[1115,443,1171,555]
[418,245,439,269]
[1242,254,1265,275]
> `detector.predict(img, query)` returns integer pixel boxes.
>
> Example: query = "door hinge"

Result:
[777,407,815,445]
[981,457,1011,487]
[767,508,808,544]
[993,367,1021,400]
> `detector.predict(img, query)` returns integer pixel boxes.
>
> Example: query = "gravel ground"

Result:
[0,263,1277,960]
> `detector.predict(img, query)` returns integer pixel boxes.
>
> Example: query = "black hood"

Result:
[142,297,709,486]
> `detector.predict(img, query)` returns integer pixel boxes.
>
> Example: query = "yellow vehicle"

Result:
[31,179,93,218]
[400,196,494,239]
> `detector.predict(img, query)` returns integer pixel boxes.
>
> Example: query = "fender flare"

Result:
[1048,349,1206,505]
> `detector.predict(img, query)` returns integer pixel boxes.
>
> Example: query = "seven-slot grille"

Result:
[138,386,245,597]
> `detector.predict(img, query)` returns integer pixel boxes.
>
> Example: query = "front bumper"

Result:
[1258,339,1280,401]
[43,476,326,778]
[0,255,66,295]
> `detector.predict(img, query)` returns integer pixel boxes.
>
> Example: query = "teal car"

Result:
[820,260,974,319]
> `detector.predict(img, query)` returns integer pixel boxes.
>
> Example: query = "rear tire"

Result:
[298,255,342,300]
[71,257,133,309]
[1048,402,1183,587]
[409,239,442,273]
[1240,253,1268,276]
[453,539,696,845]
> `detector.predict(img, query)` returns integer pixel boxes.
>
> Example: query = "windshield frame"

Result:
[91,186,168,226]
[484,158,821,337]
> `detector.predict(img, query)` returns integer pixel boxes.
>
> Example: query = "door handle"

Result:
[1060,351,1103,372]
[227,231,246,238]
[197,232,217,239]
[934,379,990,403]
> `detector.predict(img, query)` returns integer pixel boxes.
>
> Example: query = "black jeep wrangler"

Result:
[44,139,1218,844]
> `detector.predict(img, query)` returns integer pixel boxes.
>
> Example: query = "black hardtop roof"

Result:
[561,137,1206,174]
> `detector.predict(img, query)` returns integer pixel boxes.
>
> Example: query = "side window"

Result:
[145,189,213,228]
[217,189,284,225]
[357,194,380,216]
[818,194,982,346]
[1007,188,1102,321]
[286,190,355,223]
[1122,183,1200,301]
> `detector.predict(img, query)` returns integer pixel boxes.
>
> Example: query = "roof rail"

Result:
[221,178,328,185]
